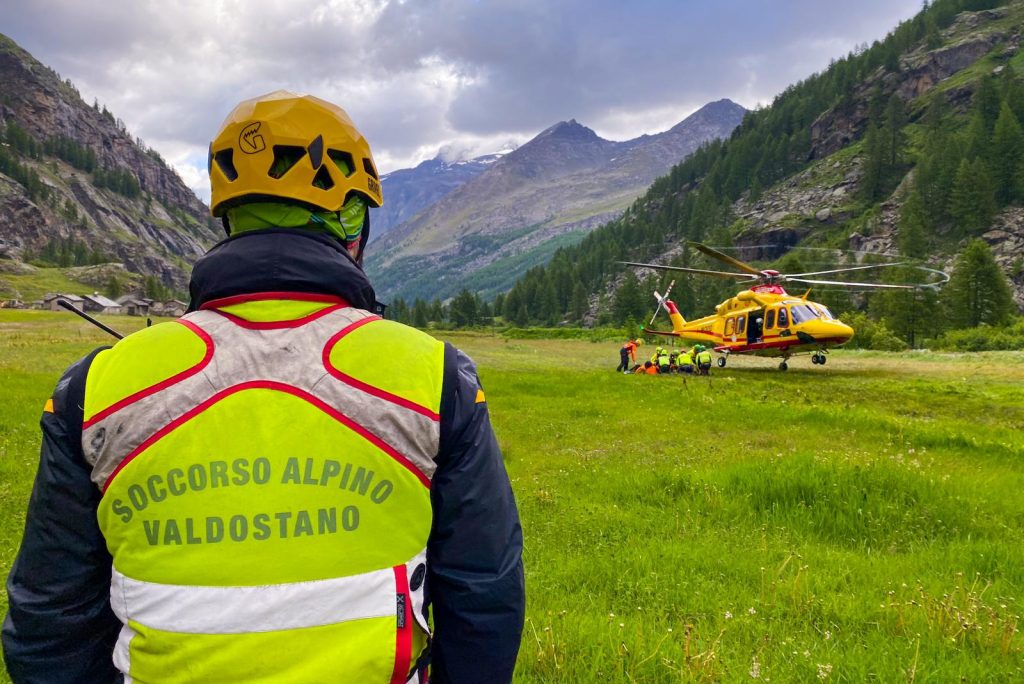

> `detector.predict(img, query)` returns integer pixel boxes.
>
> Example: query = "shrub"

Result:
[932,318,1024,351]
[839,312,908,351]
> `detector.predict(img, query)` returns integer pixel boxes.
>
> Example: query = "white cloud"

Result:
[0,0,922,202]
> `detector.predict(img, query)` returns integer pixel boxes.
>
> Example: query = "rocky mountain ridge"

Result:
[367,99,747,302]
[0,33,219,299]
[374,151,505,238]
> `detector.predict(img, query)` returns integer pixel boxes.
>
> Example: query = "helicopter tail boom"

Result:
[665,299,687,334]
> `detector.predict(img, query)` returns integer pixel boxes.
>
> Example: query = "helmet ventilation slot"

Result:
[362,157,379,179]
[213,149,238,181]
[268,145,307,179]
[328,150,355,177]
[312,165,335,190]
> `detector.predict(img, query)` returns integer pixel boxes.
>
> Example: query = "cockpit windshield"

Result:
[790,304,820,324]
[814,304,835,320]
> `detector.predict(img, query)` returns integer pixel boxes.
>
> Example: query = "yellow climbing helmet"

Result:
[208,91,383,217]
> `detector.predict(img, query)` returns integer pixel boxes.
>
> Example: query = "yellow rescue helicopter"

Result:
[623,242,948,370]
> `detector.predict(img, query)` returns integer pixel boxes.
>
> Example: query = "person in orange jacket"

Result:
[617,338,642,373]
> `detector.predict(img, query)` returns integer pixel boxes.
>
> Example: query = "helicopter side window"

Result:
[765,309,776,329]
[737,315,746,333]
[725,317,735,336]
[777,307,789,328]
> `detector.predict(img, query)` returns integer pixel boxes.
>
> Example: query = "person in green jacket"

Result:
[678,347,695,374]
[696,345,713,375]
[656,347,672,373]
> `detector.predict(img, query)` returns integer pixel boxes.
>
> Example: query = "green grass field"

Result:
[2,311,1023,681]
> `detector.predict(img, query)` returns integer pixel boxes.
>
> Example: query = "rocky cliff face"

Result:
[0,33,218,298]
[375,152,504,238]
[367,99,747,301]
[810,8,1015,159]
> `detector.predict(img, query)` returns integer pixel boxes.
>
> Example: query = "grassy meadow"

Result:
[2,310,1023,681]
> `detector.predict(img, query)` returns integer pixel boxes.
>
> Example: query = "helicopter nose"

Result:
[827,320,854,343]
[803,320,854,343]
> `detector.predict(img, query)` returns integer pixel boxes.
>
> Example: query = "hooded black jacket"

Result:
[2,229,525,683]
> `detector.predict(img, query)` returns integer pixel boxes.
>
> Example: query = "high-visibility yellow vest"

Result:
[680,352,694,366]
[697,350,713,365]
[82,294,443,683]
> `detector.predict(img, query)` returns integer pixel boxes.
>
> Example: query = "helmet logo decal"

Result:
[367,176,380,196]
[239,122,266,154]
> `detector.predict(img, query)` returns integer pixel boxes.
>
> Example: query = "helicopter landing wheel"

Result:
[717,356,727,368]
[779,361,788,371]
[818,353,827,365]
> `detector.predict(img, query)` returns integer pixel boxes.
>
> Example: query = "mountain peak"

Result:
[667,98,748,134]
[537,118,601,142]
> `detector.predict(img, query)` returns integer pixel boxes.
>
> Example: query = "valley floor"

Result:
[2,312,1022,681]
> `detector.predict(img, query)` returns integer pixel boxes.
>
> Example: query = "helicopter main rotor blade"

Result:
[787,277,918,289]
[788,262,905,278]
[688,242,762,276]
[619,261,753,280]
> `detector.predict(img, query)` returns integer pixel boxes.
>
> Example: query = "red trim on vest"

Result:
[213,303,347,330]
[323,317,441,422]
[200,292,350,309]
[102,380,431,492]
[83,320,215,429]
[391,565,413,684]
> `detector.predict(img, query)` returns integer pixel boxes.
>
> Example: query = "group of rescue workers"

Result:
[617,338,713,376]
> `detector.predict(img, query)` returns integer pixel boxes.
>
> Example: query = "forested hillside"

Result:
[449,0,1024,348]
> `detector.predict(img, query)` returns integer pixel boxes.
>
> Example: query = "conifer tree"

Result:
[571,282,589,323]
[991,101,1024,204]
[1001,65,1024,122]
[898,181,929,258]
[514,304,529,327]
[944,239,1014,328]
[974,75,1002,130]
[502,289,520,323]
[950,157,996,234]
[492,293,506,321]
[964,110,990,161]
[917,128,961,226]
[429,299,445,325]
[924,12,942,49]
[612,271,645,326]
[884,95,907,168]
[449,289,479,327]
[870,266,939,347]
[411,299,429,328]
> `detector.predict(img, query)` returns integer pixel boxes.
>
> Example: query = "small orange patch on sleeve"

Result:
[43,398,55,414]
[475,389,486,404]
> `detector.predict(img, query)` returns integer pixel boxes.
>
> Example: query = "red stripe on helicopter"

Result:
[713,336,849,353]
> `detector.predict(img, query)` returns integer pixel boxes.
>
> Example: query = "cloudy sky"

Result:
[1,0,920,202]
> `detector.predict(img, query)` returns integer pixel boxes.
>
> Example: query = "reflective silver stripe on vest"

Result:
[110,549,428,635]
[83,307,440,489]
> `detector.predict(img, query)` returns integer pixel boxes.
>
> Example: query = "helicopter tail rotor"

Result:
[649,280,675,327]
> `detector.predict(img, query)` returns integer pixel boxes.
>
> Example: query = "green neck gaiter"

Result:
[226,200,365,244]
